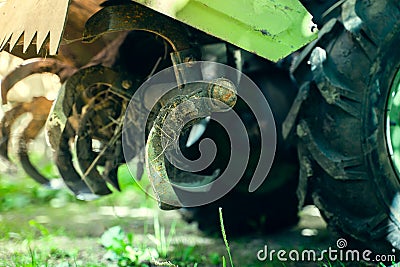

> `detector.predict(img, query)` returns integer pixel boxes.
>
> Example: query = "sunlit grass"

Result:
[1,149,393,266]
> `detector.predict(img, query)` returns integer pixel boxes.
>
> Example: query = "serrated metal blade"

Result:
[0,0,70,55]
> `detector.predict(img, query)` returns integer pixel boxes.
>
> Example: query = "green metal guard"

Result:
[133,0,317,61]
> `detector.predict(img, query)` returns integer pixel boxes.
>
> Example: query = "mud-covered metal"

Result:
[75,90,124,192]
[55,119,100,199]
[18,97,53,185]
[51,64,135,196]
[83,2,202,88]
[145,78,237,210]
[63,65,133,117]
[83,2,192,52]
[46,65,133,152]
[47,20,176,198]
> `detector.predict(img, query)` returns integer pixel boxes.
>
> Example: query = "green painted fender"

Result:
[133,0,317,62]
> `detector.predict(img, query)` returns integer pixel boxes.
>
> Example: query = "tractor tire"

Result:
[181,58,300,235]
[288,0,400,254]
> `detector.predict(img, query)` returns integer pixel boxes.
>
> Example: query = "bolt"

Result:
[122,80,132,90]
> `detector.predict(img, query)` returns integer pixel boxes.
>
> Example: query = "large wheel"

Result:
[289,0,400,253]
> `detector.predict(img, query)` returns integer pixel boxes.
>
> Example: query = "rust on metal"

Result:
[145,78,237,210]
[83,2,192,52]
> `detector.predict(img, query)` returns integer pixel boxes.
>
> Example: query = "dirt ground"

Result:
[0,194,345,267]
[0,161,373,267]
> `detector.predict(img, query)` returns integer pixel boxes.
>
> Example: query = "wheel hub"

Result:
[386,68,400,178]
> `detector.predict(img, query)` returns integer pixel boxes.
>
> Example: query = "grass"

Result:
[0,161,226,266]
[1,151,396,266]
[0,248,107,266]
[148,214,176,259]
[219,207,233,267]
[100,225,158,266]
[0,170,72,211]
[99,214,225,266]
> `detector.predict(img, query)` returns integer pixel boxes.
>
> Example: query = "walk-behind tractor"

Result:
[0,0,399,259]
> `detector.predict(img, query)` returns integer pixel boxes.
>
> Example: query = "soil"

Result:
[0,196,345,266]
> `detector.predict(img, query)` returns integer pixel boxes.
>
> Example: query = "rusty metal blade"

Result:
[0,0,70,55]
[83,2,191,52]
[18,119,51,186]
[56,120,106,198]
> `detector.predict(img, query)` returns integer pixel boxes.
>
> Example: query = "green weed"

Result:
[147,214,176,259]
[100,225,157,266]
[219,207,234,267]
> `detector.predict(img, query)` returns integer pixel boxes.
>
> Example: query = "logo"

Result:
[256,238,396,263]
